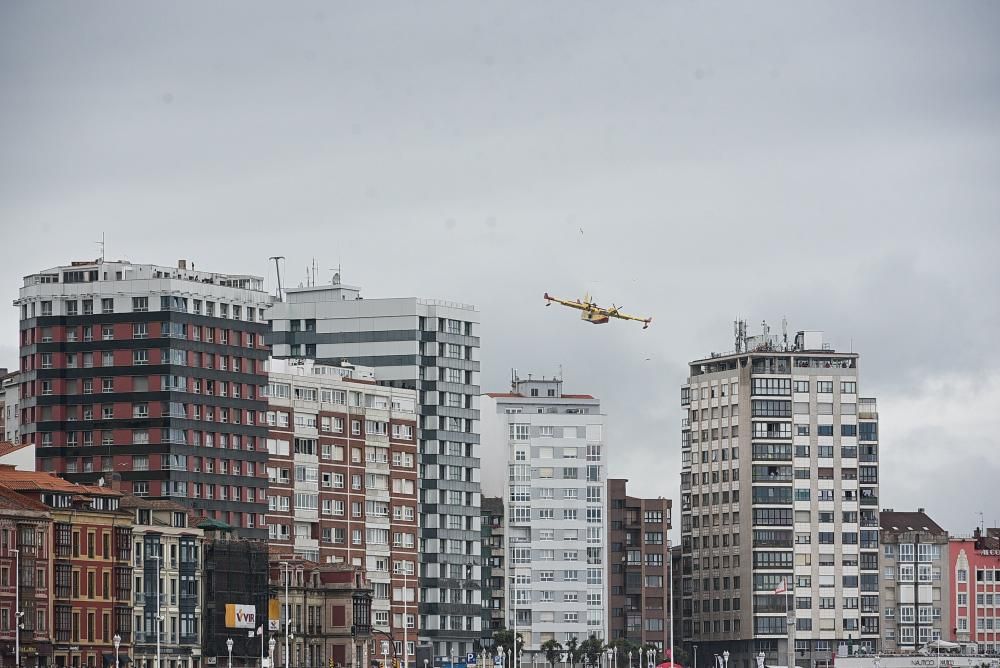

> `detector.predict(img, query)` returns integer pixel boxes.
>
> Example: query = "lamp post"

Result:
[723,651,729,668]
[693,646,698,668]
[645,649,654,668]
[227,638,234,668]
[607,649,615,668]
[151,554,162,668]
[280,562,290,668]
[114,633,122,668]
[269,637,277,668]
[628,652,633,668]
[11,548,19,668]
[382,641,389,668]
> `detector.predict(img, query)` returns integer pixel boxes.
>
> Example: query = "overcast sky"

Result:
[2,1,999,536]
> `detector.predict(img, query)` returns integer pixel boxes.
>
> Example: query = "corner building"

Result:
[14,259,272,538]
[266,280,481,656]
[680,327,880,668]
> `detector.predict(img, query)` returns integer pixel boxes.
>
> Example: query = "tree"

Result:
[493,630,525,661]
[579,635,606,667]
[639,644,661,667]
[607,640,640,668]
[669,647,689,667]
[542,640,564,668]
[565,637,583,668]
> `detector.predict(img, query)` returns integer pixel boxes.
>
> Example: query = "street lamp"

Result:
[607,649,615,668]
[10,548,19,668]
[280,562,291,668]
[113,633,122,668]
[628,652,633,668]
[723,651,729,668]
[269,637,277,668]
[645,649,654,668]
[755,653,765,668]
[151,554,162,668]
[693,646,698,668]
[227,638,235,668]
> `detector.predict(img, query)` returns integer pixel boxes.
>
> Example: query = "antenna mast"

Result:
[269,256,285,301]
[96,233,106,262]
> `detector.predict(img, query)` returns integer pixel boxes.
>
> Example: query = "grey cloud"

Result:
[1,0,999,533]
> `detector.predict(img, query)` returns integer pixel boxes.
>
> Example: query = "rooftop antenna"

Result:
[979,511,985,534]
[96,233,105,262]
[782,316,788,349]
[330,264,342,285]
[269,256,285,301]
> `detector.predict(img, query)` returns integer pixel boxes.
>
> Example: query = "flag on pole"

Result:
[773,578,787,595]
[257,626,264,636]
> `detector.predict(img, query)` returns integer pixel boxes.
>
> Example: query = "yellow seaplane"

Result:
[543,292,652,329]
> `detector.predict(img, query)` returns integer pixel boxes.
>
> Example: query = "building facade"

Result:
[679,326,880,668]
[14,259,272,539]
[1,370,18,444]
[266,280,482,656]
[269,559,373,668]
[201,529,269,668]
[0,483,54,668]
[482,375,608,651]
[264,359,419,652]
[607,479,672,652]
[0,466,134,668]
[950,528,1000,652]
[879,510,950,651]
[119,495,204,668]
[480,497,505,649]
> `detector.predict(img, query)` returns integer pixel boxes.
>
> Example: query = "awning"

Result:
[102,654,134,667]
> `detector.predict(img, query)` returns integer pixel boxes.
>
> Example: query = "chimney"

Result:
[975,527,982,539]
[918,507,925,514]
[178,259,187,270]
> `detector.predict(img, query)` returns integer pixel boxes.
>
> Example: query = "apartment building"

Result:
[950,528,1000,652]
[14,259,272,539]
[482,375,608,651]
[264,359,419,651]
[0,466,133,668]
[679,326,880,668]
[266,279,482,656]
[269,559,373,668]
[120,495,204,668]
[879,509,950,651]
[481,497,505,648]
[0,482,54,667]
[607,479,673,652]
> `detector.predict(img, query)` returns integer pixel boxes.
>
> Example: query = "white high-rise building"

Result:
[679,325,881,668]
[266,278,482,656]
[482,374,608,651]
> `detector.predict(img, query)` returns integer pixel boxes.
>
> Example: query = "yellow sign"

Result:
[225,604,257,629]
[269,599,280,631]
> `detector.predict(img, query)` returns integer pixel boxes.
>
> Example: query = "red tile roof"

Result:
[0,483,51,513]
[484,392,522,398]
[0,465,120,496]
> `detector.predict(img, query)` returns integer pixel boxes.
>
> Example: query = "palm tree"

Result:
[542,640,564,668]
[565,638,582,668]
